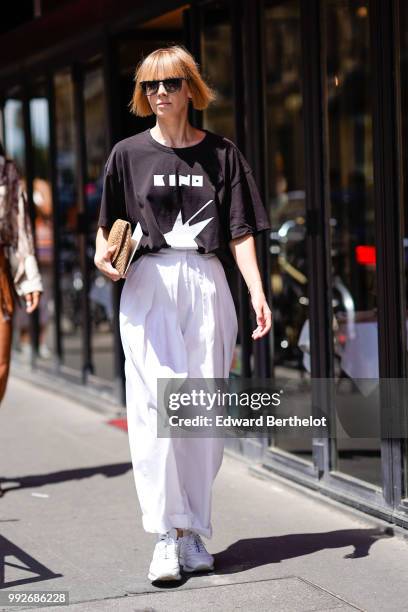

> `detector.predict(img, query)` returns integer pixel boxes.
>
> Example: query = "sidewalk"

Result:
[1,376,408,612]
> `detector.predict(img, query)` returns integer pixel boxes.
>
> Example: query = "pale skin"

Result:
[23,291,41,314]
[94,74,272,538]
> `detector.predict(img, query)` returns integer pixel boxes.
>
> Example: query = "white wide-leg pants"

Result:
[119,248,239,539]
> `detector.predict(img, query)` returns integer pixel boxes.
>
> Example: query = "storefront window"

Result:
[83,61,113,380]
[18,81,54,364]
[399,0,408,497]
[118,9,184,139]
[324,0,381,487]
[54,69,82,373]
[4,93,25,175]
[401,1,408,338]
[200,1,234,140]
[264,0,312,461]
[200,2,240,377]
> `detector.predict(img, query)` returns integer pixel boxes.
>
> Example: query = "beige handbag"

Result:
[107,219,133,276]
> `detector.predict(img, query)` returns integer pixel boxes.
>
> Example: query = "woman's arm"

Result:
[229,234,272,340]
[94,226,123,281]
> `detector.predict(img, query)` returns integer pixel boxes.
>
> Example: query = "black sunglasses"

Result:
[139,77,188,95]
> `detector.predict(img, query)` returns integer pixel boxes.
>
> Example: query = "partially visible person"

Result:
[14,176,53,360]
[0,141,43,406]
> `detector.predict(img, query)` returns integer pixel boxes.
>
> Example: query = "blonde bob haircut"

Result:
[129,44,216,117]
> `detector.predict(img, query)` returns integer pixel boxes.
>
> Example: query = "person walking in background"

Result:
[14,176,53,360]
[94,44,272,583]
[0,141,43,406]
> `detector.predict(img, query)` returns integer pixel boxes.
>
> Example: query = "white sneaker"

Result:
[179,530,214,572]
[148,528,181,582]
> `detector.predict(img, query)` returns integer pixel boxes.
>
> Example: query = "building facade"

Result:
[1,0,408,528]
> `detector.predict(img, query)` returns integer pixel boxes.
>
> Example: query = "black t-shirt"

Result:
[97,127,271,271]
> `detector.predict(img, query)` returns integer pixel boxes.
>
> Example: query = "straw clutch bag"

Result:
[107,219,133,276]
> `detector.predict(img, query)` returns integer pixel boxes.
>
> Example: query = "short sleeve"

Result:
[97,145,126,230]
[226,142,271,241]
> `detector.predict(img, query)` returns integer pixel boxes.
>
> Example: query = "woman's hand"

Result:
[228,234,273,340]
[94,243,123,282]
[94,227,125,282]
[249,282,272,340]
[24,291,41,314]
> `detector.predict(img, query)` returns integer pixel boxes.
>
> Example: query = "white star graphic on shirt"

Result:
[163,199,214,248]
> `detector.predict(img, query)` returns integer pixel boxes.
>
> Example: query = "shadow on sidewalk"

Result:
[148,527,394,587]
[211,527,394,574]
[0,462,132,496]
[0,535,62,589]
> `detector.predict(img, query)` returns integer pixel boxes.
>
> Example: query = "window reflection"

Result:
[4,90,54,363]
[83,62,113,380]
[28,85,55,364]
[265,0,312,460]
[399,0,408,496]
[4,96,25,175]
[324,0,381,487]
[201,1,234,140]
[402,1,408,318]
[54,70,82,372]
[200,0,241,379]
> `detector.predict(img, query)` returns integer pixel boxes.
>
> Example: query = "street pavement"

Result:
[1,375,408,612]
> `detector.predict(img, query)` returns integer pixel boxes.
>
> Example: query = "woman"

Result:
[94,44,272,583]
[14,176,53,360]
[0,141,43,405]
